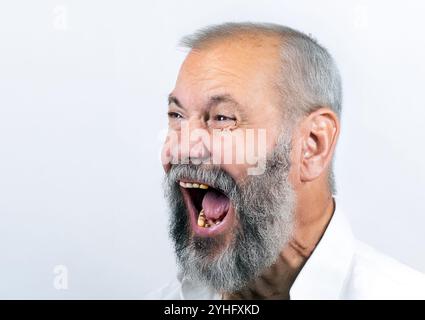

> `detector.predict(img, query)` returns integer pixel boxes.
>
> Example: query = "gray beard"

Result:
[163,135,295,293]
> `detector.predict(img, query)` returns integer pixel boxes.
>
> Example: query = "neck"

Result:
[223,194,335,300]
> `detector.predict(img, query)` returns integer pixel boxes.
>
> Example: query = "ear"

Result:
[299,108,340,183]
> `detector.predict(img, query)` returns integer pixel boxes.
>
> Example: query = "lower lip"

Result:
[180,186,235,237]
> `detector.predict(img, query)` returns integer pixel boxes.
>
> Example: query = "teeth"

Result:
[179,181,209,189]
[197,215,205,227]
[197,209,223,228]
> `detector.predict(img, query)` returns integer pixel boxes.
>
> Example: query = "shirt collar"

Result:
[289,202,355,299]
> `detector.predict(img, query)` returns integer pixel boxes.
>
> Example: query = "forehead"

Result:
[173,35,282,110]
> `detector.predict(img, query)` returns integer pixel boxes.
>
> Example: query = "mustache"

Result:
[164,164,238,198]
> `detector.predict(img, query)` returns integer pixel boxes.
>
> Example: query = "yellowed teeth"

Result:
[197,209,223,228]
[179,181,209,189]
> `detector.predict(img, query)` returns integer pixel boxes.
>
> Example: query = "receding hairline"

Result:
[179,22,313,50]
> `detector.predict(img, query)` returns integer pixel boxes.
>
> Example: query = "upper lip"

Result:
[178,179,227,195]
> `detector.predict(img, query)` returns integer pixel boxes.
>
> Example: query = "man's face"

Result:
[162,37,296,292]
[165,37,285,179]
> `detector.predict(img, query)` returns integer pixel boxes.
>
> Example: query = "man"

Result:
[150,22,425,299]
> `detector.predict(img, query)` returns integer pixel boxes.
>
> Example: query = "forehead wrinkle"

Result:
[175,35,283,119]
[184,63,244,86]
[180,36,282,90]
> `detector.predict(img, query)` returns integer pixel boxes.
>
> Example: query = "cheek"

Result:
[209,129,251,168]
[210,129,271,180]
[161,141,172,172]
[161,131,181,172]
[219,164,249,183]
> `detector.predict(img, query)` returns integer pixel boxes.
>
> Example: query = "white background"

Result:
[0,0,424,299]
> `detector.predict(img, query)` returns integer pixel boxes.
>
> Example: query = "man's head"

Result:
[161,22,342,293]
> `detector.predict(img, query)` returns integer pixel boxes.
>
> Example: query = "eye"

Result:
[168,112,183,119]
[208,114,237,130]
[214,115,236,122]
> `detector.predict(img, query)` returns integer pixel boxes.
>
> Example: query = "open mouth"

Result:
[178,180,235,236]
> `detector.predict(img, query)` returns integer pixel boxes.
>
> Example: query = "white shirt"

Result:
[146,204,425,300]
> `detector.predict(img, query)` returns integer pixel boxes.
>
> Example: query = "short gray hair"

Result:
[179,22,342,194]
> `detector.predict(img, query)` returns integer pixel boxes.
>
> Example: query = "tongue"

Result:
[201,189,230,220]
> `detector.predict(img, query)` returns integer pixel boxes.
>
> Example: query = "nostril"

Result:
[189,155,210,165]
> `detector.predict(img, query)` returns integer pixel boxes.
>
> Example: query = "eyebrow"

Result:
[207,94,240,109]
[168,94,185,111]
[168,93,241,111]
[207,94,246,119]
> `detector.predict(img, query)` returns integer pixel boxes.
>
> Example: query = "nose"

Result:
[180,122,211,165]
[162,120,212,171]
